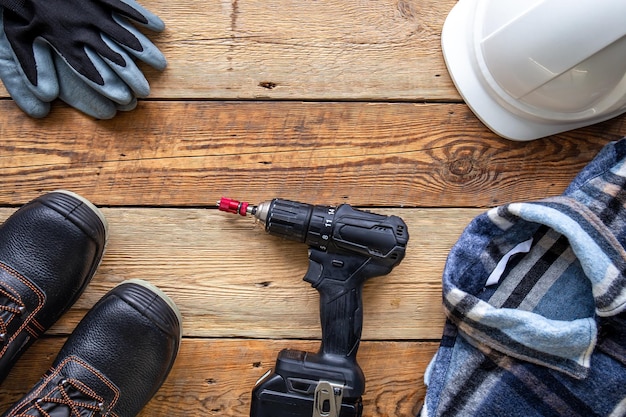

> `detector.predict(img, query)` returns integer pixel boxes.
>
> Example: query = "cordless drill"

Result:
[217,197,409,417]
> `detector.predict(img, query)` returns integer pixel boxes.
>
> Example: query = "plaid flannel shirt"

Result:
[421,139,626,417]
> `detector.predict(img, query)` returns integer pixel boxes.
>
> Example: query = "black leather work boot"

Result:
[0,190,107,383]
[2,279,182,417]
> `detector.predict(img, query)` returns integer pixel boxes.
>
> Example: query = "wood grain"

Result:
[0,207,475,339]
[1,101,624,208]
[0,0,457,101]
[0,338,438,417]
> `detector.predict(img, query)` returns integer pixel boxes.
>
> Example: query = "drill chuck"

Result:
[262,199,341,250]
[218,197,328,245]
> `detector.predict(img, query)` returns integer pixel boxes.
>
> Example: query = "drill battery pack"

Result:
[250,349,363,417]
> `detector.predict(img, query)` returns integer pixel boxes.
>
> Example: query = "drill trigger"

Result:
[303,250,324,287]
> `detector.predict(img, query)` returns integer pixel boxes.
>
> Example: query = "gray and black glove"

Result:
[0,0,166,118]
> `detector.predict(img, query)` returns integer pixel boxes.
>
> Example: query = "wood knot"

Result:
[448,157,474,176]
[440,145,489,186]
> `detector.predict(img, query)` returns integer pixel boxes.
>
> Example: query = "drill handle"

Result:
[305,249,379,360]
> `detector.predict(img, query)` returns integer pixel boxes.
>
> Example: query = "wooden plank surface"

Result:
[0,338,439,417]
[0,207,471,340]
[1,101,624,208]
[1,0,626,415]
[0,0,457,101]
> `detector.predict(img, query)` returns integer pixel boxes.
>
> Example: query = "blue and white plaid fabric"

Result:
[421,139,626,417]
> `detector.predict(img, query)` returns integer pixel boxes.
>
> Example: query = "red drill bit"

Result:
[217,197,251,216]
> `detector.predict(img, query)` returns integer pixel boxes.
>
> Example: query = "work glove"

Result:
[0,17,137,118]
[0,0,166,118]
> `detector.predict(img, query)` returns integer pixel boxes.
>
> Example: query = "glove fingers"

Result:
[56,17,165,86]
[24,39,59,101]
[112,14,167,70]
[115,0,165,32]
[100,35,150,97]
[79,46,135,105]
[54,52,118,119]
[67,14,165,79]
[116,96,138,112]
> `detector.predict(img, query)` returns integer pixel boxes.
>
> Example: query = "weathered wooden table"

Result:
[0,0,624,415]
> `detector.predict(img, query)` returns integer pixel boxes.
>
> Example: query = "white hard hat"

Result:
[441,0,626,141]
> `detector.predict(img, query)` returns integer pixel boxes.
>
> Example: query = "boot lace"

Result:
[0,286,25,342]
[16,377,108,416]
